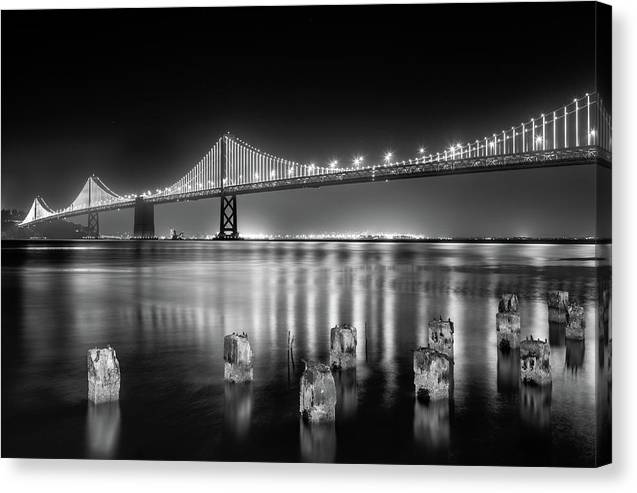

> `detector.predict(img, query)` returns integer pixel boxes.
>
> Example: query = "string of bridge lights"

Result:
[24,92,610,224]
[130,91,608,200]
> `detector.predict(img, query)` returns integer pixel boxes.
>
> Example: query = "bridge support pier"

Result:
[133,197,155,239]
[217,194,239,239]
[87,211,99,239]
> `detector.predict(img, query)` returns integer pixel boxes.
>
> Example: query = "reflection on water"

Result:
[497,348,520,394]
[334,369,357,421]
[299,420,336,462]
[1,240,611,465]
[596,278,612,464]
[566,340,585,372]
[86,402,121,459]
[413,399,451,461]
[549,322,566,347]
[520,385,552,432]
[519,384,552,466]
[224,382,253,440]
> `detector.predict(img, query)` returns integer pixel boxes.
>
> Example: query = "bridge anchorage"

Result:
[18,91,611,239]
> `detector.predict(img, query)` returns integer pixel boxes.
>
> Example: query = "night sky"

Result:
[1,2,611,237]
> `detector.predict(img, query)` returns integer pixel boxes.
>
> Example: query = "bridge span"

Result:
[19,92,611,238]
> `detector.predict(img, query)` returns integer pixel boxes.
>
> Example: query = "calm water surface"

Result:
[1,240,611,465]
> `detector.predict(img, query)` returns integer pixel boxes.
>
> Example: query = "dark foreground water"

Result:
[1,240,611,465]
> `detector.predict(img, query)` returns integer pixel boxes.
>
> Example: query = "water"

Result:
[1,240,611,465]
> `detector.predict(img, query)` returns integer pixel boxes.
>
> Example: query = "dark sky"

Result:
[1,2,611,237]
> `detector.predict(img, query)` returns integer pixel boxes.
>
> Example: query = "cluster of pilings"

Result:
[546,290,587,373]
[492,289,592,430]
[85,324,357,424]
[548,290,585,340]
[84,289,592,456]
[299,324,356,424]
[493,290,588,385]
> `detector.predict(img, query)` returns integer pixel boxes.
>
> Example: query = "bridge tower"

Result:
[87,177,99,239]
[87,212,99,239]
[217,134,239,239]
[133,197,155,239]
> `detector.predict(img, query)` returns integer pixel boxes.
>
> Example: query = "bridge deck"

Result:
[22,146,610,226]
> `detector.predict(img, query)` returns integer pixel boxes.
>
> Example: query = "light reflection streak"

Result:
[305,259,318,360]
[381,251,397,404]
[352,253,365,360]
[327,258,339,328]
[251,262,264,342]
[286,259,297,346]
[269,262,278,344]
[416,268,427,346]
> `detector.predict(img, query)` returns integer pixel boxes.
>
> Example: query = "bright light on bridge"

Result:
[384,152,393,163]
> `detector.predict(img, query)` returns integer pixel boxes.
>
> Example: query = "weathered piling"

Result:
[87,346,121,404]
[565,302,585,341]
[520,336,551,386]
[427,317,454,359]
[547,290,569,324]
[299,361,337,423]
[498,293,519,314]
[329,324,357,369]
[287,330,296,367]
[496,294,521,351]
[224,332,254,383]
[413,347,453,401]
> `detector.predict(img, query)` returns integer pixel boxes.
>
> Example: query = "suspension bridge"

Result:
[19,92,611,239]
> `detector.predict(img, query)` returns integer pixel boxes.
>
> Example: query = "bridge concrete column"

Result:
[217,194,239,239]
[87,211,99,239]
[133,197,155,239]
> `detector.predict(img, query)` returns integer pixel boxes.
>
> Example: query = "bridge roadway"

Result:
[25,145,611,227]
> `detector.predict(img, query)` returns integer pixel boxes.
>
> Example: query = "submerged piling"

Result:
[427,317,455,359]
[520,336,551,386]
[87,345,121,404]
[287,330,296,367]
[547,290,569,324]
[224,332,254,383]
[299,361,337,423]
[329,324,357,369]
[496,293,521,351]
[565,302,585,341]
[413,347,453,402]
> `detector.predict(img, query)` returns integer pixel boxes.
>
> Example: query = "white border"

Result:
[1,0,636,491]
